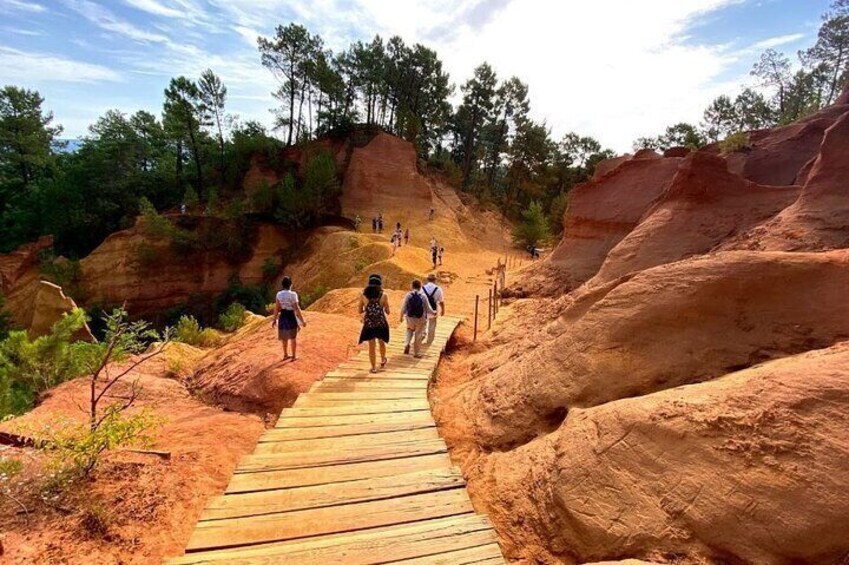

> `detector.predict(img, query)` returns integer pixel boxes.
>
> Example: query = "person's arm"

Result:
[358,295,366,316]
[425,293,436,316]
[382,293,391,316]
[271,296,280,327]
[398,294,407,322]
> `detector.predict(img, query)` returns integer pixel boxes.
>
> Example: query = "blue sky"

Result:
[0,0,832,152]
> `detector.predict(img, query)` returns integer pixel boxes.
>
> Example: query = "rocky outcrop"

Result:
[717,103,849,186]
[190,311,362,417]
[448,250,849,451]
[592,152,798,283]
[725,110,849,252]
[473,342,849,563]
[546,155,683,288]
[27,281,93,340]
[79,221,291,317]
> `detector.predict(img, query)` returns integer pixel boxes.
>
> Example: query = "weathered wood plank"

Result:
[267,418,435,440]
[310,379,426,391]
[275,409,432,426]
[293,396,430,409]
[169,513,495,564]
[236,438,447,472]
[203,468,464,520]
[185,488,476,551]
[282,402,430,416]
[253,427,441,454]
[226,453,453,494]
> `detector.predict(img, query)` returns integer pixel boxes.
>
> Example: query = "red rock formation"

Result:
[717,103,848,186]
[448,250,849,450]
[340,132,434,215]
[662,146,692,158]
[725,109,849,252]
[546,155,683,287]
[592,152,798,283]
[592,154,631,180]
[190,311,362,417]
[79,222,291,317]
[473,342,849,563]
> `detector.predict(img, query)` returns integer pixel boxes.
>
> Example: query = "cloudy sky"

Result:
[0,0,830,152]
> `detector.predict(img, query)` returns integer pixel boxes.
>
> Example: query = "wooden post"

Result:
[488,288,492,329]
[493,280,498,315]
[474,295,479,341]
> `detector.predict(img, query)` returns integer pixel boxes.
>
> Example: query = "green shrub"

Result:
[512,201,551,248]
[299,285,329,309]
[261,258,280,282]
[720,131,750,154]
[133,242,159,268]
[172,315,220,348]
[0,308,98,417]
[0,294,12,340]
[549,193,569,235]
[39,255,82,293]
[218,303,246,333]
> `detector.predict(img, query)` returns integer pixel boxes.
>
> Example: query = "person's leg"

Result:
[404,318,413,354]
[291,337,297,360]
[426,316,437,344]
[281,337,289,359]
[368,339,377,370]
[379,340,387,366]
[413,318,425,356]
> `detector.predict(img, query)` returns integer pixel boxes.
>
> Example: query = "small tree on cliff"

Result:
[513,201,551,248]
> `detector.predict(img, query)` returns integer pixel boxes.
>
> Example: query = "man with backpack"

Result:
[422,273,445,345]
[399,279,435,357]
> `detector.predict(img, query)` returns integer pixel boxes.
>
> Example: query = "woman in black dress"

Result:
[358,273,391,373]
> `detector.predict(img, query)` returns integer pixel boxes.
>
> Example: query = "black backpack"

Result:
[406,292,425,318]
[424,286,439,310]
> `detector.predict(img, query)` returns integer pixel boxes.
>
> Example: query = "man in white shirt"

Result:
[399,279,435,357]
[422,273,445,345]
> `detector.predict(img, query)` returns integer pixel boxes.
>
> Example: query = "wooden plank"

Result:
[324,370,431,380]
[295,390,426,402]
[169,513,496,564]
[275,409,433,428]
[254,427,441,454]
[286,397,430,417]
[237,438,448,472]
[266,419,435,440]
[311,379,426,390]
[392,543,505,564]
[226,453,452,494]
[203,468,465,520]
[334,364,436,374]
[185,488,476,551]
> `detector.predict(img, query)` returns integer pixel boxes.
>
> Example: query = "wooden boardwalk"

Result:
[170,316,505,564]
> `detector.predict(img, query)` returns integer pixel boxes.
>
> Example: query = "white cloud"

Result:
[66,0,173,44]
[752,32,805,50]
[0,45,122,83]
[1,0,46,13]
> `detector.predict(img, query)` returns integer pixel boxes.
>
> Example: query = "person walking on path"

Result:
[438,246,445,265]
[391,230,400,255]
[372,217,377,233]
[431,244,438,270]
[400,279,435,358]
[422,273,445,345]
[359,274,390,373]
[429,207,435,220]
[404,227,410,245]
[378,216,384,232]
[354,214,362,231]
[271,276,307,361]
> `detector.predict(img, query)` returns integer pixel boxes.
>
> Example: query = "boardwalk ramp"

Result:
[170,315,505,564]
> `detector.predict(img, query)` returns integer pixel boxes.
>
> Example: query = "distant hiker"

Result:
[271,276,307,361]
[404,228,410,245]
[359,274,390,373]
[400,279,435,358]
[372,217,377,233]
[423,273,445,345]
[180,203,187,215]
[430,237,437,251]
[391,231,400,255]
[377,216,384,232]
[438,246,445,265]
[528,245,540,260]
[396,221,401,231]
[431,245,438,269]
[429,207,435,220]
[354,214,362,231]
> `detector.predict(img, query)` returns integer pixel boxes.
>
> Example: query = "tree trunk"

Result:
[287,62,296,146]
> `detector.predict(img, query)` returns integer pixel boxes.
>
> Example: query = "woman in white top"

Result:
[271,276,307,361]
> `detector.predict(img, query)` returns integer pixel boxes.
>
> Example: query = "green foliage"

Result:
[39,255,82,295]
[549,193,569,235]
[634,122,707,153]
[0,294,13,340]
[512,201,551,248]
[217,303,247,332]
[0,309,96,417]
[36,406,159,477]
[183,185,199,209]
[720,132,751,154]
[172,315,220,347]
[0,456,22,482]
[273,153,340,228]
[261,257,281,281]
[299,285,329,309]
